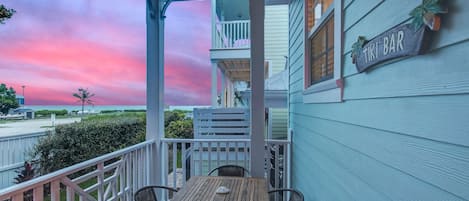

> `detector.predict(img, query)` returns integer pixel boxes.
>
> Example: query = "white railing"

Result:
[193,108,250,139]
[0,132,49,189]
[213,20,250,49]
[161,138,290,190]
[0,140,155,201]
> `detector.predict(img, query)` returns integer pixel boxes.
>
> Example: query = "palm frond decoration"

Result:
[351,36,367,64]
[410,0,447,31]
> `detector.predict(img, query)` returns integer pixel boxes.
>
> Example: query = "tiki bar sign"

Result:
[353,24,429,72]
[351,0,446,72]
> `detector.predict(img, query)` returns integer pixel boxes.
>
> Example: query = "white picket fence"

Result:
[193,108,250,139]
[0,132,48,189]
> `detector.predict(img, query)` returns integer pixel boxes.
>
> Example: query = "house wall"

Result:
[288,0,469,200]
[265,5,289,139]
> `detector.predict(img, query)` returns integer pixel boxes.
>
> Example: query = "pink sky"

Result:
[0,0,212,105]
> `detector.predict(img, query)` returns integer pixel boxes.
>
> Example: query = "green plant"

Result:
[165,119,193,139]
[0,4,15,24]
[14,161,35,201]
[100,110,122,113]
[32,116,145,174]
[14,161,35,184]
[410,0,446,30]
[351,36,367,64]
[164,110,193,139]
[0,83,19,114]
[35,109,68,117]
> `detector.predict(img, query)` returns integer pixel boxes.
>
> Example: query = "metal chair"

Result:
[134,185,178,201]
[208,165,250,177]
[268,188,304,201]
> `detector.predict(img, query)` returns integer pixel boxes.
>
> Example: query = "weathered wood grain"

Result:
[172,176,268,201]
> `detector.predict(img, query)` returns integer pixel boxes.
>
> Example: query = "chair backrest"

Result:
[208,165,249,177]
[134,186,178,201]
[268,188,304,201]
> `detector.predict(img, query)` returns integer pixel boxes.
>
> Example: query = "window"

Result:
[303,0,343,103]
[310,15,334,84]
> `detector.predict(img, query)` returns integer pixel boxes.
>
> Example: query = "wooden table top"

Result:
[171,176,268,201]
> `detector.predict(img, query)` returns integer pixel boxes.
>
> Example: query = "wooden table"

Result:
[171,176,269,201]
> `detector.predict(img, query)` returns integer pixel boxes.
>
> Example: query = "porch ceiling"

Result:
[217,60,269,82]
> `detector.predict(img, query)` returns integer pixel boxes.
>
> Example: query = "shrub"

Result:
[165,119,193,139]
[100,110,122,113]
[32,115,145,174]
[123,109,146,113]
[35,109,68,117]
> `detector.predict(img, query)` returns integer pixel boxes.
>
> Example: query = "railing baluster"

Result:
[126,153,132,201]
[267,143,272,189]
[11,193,23,201]
[274,145,280,189]
[243,141,247,171]
[66,186,75,201]
[51,181,60,201]
[98,163,105,201]
[198,142,202,176]
[132,150,137,197]
[34,185,44,201]
[145,144,150,186]
[225,142,229,164]
[208,141,212,173]
[172,142,177,188]
[216,142,220,168]
[190,141,195,178]
[235,142,239,166]
[182,142,187,185]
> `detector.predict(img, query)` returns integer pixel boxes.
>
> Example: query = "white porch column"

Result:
[249,0,265,178]
[146,0,163,186]
[221,71,226,107]
[211,62,218,107]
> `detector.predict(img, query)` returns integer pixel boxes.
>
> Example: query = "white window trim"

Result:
[303,0,343,104]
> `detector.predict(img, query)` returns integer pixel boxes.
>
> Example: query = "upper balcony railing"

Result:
[212,20,251,50]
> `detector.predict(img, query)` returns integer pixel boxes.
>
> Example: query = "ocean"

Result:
[26,105,210,112]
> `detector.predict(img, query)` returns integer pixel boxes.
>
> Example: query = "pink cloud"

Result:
[0,0,212,106]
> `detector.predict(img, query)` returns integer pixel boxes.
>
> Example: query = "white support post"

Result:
[146,0,163,187]
[211,0,216,48]
[249,0,265,178]
[221,71,226,107]
[212,62,218,107]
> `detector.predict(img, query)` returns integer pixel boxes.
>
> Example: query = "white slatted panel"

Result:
[193,108,250,139]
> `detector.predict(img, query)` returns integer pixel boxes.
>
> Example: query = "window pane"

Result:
[309,15,334,85]
[307,0,333,31]
[311,56,326,83]
[327,48,334,77]
[311,28,326,58]
[322,0,333,13]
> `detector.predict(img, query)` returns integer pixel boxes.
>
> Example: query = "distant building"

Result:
[10,108,35,119]
[16,95,25,106]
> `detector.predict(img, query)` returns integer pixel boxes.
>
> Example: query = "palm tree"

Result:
[0,4,16,24]
[73,88,95,116]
